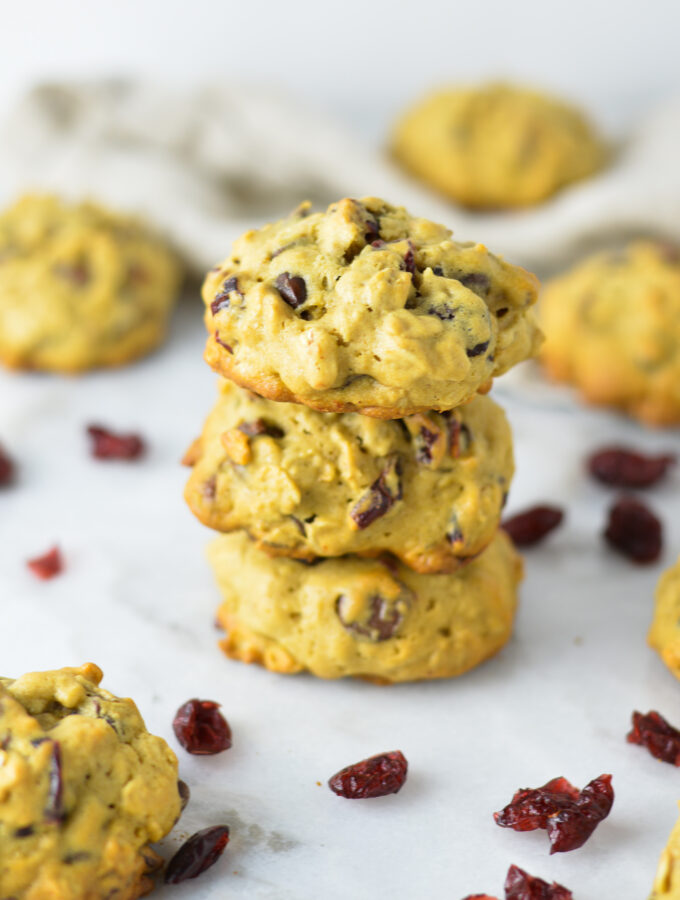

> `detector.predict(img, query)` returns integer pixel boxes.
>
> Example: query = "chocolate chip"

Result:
[496,307,509,318]
[350,457,402,530]
[178,779,191,812]
[211,276,241,315]
[364,217,381,242]
[14,825,34,838]
[275,272,307,309]
[446,517,463,545]
[466,340,490,358]
[63,851,91,864]
[44,741,64,824]
[214,332,233,353]
[432,266,444,276]
[335,586,412,642]
[426,304,457,321]
[238,419,284,439]
[459,272,490,296]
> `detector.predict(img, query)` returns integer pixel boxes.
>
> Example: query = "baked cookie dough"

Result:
[185,379,514,573]
[650,806,680,898]
[209,529,522,683]
[649,554,680,678]
[391,83,605,209]
[0,194,182,372]
[0,663,182,900]
[541,241,680,426]
[203,196,541,417]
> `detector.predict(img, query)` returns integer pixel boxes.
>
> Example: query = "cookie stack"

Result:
[184,197,541,683]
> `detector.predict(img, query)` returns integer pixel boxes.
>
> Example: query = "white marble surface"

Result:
[1,298,680,898]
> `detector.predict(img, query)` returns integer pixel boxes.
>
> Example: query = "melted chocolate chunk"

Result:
[336,591,407,642]
[14,825,34,838]
[459,272,490,295]
[349,457,402,529]
[275,272,307,309]
[210,276,241,315]
[427,304,457,321]
[466,340,490,358]
[44,742,64,824]
[364,217,381,242]
[496,307,509,318]
[238,419,284,439]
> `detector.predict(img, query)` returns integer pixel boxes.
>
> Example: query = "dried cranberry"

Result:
[604,496,662,563]
[403,242,416,274]
[173,699,232,755]
[350,456,402,529]
[211,276,241,315]
[627,710,680,765]
[328,750,408,799]
[501,505,564,547]
[163,825,230,884]
[27,546,63,580]
[494,774,614,853]
[87,425,145,460]
[462,896,499,900]
[336,586,411,642]
[275,272,307,309]
[0,443,14,486]
[364,216,381,242]
[588,446,675,488]
[214,332,233,353]
[504,865,573,900]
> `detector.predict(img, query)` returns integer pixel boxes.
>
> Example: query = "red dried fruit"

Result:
[27,546,63,580]
[173,699,232,755]
[501,505,564,547]
[504,865,573,900]
[328,750,408,799]
[87,425,145,460]
[211,276,241,315]
[0,443,14,486]
[604,496,662,563]
[163,825,230,884]
[350,456,402,530]
[494,773,614,853]
[462,895,499,900]
[588,446,675,488]
[627,710,680,765]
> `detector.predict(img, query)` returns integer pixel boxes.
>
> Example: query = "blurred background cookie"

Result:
[0,194,182,372]
[391,83,606,210]
[540,240,680,425]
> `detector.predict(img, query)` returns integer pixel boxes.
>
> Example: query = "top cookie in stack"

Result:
[202,197,541,417]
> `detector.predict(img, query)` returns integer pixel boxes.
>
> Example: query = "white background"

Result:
[3,4,680,899]
[1,0,680,138]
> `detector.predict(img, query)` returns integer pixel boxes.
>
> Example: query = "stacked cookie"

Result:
[185,197,541,682]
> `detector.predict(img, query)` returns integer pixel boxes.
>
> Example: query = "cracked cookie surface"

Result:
[203,196,540,417]
[541,241,680,426]
[0,663,181,899]
[391,83,605,209]
[0,195,181,372]
[210,530,522,683]
[185,380,513,573]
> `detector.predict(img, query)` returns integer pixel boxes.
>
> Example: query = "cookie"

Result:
[648,554,680,678]
[391,83,605,209]
[0,663,182,900]
[541,241,680,426]
[185,379,513,573]
[0,194,182,372]
[651,806,680,898]
[209,529,522,683]
[203,196,541,417]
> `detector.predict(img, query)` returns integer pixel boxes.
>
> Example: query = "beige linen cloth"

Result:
[0,79,679,276]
